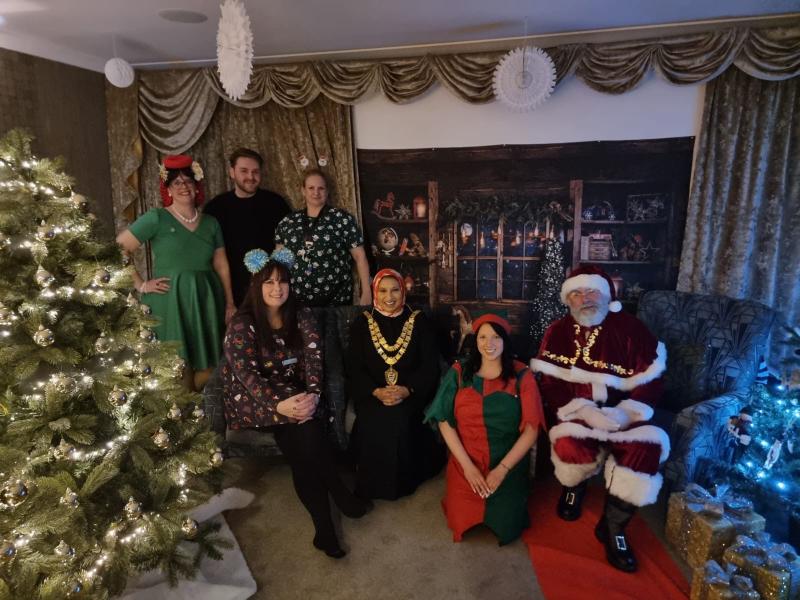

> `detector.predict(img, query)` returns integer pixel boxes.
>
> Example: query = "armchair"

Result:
[636,290,777,490]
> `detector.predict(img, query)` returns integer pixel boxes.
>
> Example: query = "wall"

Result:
[353,72,705,149]
[0,48,113,235]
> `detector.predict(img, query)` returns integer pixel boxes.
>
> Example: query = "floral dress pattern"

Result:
[275,207,364,306]
[220,307,323,428]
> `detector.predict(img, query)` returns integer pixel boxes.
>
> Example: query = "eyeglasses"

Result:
[169,177,195,188]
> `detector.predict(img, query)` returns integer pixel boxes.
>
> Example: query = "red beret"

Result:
[163,155,193,170]
[472,313,511,335]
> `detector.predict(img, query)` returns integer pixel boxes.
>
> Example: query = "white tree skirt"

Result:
[121,488,257,600]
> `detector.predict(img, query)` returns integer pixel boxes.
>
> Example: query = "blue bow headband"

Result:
[244,247,296,274]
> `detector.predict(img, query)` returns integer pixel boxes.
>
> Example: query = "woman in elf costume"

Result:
[346,268,445,500]
[425,314,544,545]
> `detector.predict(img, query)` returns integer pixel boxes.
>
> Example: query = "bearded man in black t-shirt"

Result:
[204,148,291,306]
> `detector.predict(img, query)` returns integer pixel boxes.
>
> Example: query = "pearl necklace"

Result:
[171,206,199,224]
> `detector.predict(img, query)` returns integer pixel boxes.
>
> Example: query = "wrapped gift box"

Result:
[666,484,766,569]
[691,560,761,600]
[723,533,800,600]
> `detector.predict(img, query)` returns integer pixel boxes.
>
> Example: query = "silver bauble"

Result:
[52,374,77,394]
[126,292,139,308]
[0,232,10,249]
[53,439,76,460]
[152,427,170,449]
[33,325,55,346]
[71,193,89,212]
[140,303,152,315]
[60,487,79,508]
[93,268,111,286]
[138,361,152,376]
[0,480,29,507]
[36,221,56,241]
[124,497,142,519]
[172,357,186,378]
[139,327,156,342]
[94,333,112,354]
[1,540,16,559]
[209,447,224,467]
[0,303,14,326]
[108,386,128,407]
[167,403,182,421]
[191,406,206,422]
[55,540,76,557]
[181,518,199,539]
[35,265,55,287]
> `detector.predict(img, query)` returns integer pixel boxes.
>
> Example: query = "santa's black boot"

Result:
[556,481,587,521]
[595,494,638,573]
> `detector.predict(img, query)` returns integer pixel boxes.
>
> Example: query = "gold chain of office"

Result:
[364,310,420,385]
[541,324,634,376]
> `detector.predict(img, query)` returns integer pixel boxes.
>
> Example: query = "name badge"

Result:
[282,357,298,366]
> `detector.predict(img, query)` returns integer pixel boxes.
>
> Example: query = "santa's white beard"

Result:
[571,303,609,327]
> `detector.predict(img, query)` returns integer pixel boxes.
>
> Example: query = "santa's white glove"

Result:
[574,405,620,432]
[600,406,632,430]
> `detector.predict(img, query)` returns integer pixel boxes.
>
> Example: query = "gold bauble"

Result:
[53,439,76,460]
[140,303,152,315]
[191,406,206,422]
[138,361,152,376]
[126,292,138,308]
[139,327,156,342]
[52,374,76,394]
[172,357,186,378]
[0,303,14,326]
[33,325,55,346]
[36,221,56,241]
[71,193,89,212]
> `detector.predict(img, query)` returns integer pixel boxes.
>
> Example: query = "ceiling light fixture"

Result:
[104,36,134,88]
[158,9,208,24]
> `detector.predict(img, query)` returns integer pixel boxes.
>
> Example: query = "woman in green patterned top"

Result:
[116,154,236,391]
[275,169,371,307]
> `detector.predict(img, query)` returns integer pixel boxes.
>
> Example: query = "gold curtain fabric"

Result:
[677,67,800,351]
[137,94,358,218]
[107,23,800,229]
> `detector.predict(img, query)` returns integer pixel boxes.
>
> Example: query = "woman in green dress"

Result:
[425,314,545,545]
[116,154,236,390]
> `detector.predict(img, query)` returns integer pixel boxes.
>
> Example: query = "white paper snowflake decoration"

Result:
[216,0,254,101]
[104,58,135,88]
[493,46,556,112]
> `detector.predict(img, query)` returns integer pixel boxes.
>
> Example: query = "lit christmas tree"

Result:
[697,326,800,531]
[528,237,567,352]
[0,130,225,599]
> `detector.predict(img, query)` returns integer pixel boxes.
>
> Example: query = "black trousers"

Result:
[272,419,353,545]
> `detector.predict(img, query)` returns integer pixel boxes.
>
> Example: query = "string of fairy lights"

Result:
[0,151,222,595]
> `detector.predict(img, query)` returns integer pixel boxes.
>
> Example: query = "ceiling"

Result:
[0,0,798,72]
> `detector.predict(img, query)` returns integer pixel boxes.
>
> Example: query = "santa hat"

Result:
[560,265,622,313]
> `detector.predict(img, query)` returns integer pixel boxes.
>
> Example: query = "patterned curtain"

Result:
[677,67,800,365]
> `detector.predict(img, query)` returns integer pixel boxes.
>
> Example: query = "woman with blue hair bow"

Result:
[220,247,370,559]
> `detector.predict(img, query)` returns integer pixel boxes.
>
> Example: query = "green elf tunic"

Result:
[128,208,225,370]
[425,360,544,545]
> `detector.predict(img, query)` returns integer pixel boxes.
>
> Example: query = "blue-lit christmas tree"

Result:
[700,326,800,541]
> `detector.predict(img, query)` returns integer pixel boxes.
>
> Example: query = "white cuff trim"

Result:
[616,399,654,422]
[605,456,663,507]
[556,397,595,421]
[530,341,667,392]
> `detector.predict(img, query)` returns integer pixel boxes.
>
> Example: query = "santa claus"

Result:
[530,265,669,573]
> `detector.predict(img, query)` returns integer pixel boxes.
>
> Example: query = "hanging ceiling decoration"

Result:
[104,57,135,88]
[216,0,254,101]
[493,46,556,112]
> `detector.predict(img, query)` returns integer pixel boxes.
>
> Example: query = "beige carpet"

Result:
[224,458,544,600]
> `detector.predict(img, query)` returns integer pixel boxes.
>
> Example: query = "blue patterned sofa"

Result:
[636,290,777,490]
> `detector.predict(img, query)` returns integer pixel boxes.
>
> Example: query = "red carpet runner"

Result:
[523,482,689,600]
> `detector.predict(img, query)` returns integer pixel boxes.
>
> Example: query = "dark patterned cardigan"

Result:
[220,307,323,428]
